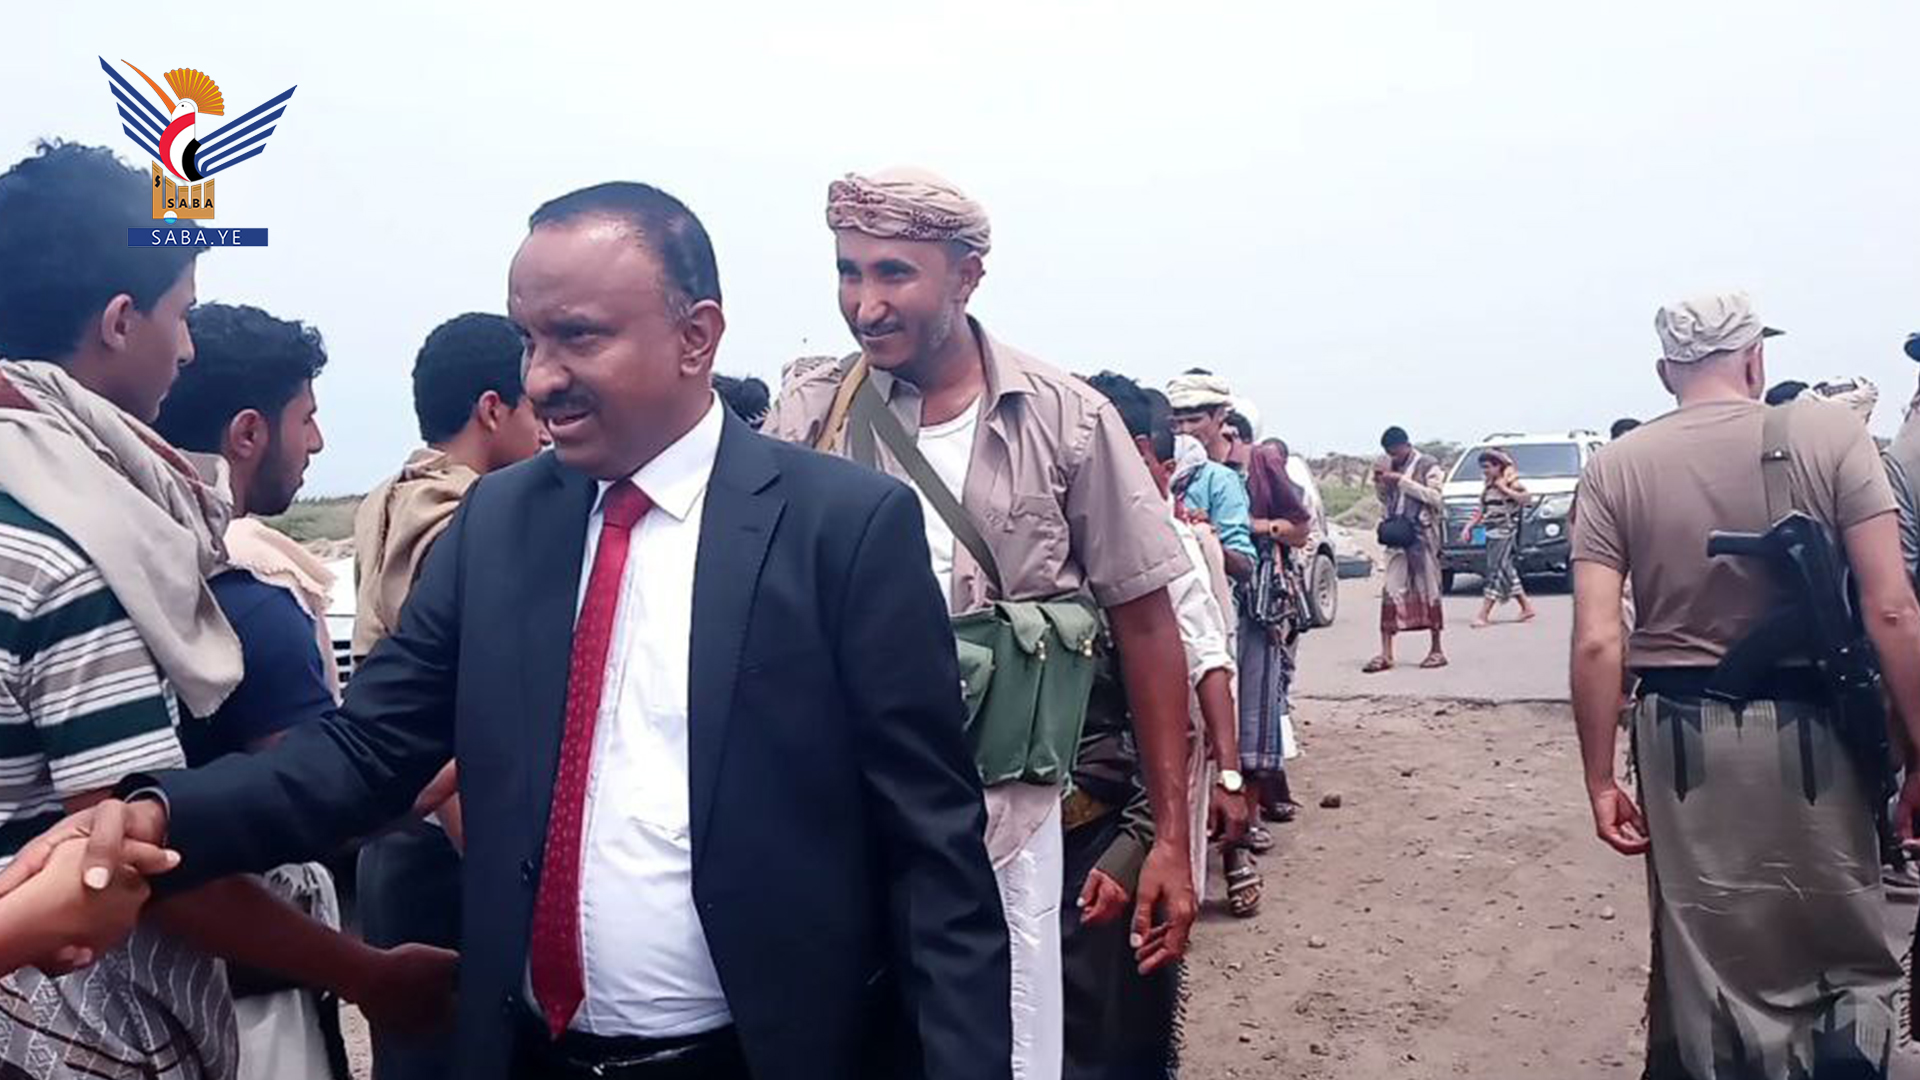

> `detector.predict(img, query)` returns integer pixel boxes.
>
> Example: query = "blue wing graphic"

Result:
[195,85,298,177]
[97,57,295,178]
[99,57,164,164]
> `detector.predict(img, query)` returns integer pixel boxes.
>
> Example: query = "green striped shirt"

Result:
[0,492,184,860]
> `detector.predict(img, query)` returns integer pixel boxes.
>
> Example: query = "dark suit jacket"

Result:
[152,413,1012,1080]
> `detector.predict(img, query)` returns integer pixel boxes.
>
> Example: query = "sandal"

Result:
[1420,653,1450,669]
[1262,801,1300,825]
[1244,825,1276,853]
[1226,852,1263,918]
[1362,656,1394,674]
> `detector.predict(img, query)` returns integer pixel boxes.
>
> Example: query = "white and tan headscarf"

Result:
[826,167,992,254]
[1807,375,1879,425]
[0,360,241,717]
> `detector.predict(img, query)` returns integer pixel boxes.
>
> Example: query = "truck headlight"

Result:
[1536,494,1575,521]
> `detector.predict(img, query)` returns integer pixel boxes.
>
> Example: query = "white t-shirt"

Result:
[912,405,980,606]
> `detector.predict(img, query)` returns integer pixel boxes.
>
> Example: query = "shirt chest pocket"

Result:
[988,493,1070,591]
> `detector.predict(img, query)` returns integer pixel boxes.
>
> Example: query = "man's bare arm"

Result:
[1841,513,1920,839]
[1571,561,1647,855]
[148,878,455,1034]
[1106,587,1197,973]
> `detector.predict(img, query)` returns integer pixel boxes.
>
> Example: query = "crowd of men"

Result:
[9,132,1920,1080]
[0,144,1328,1080]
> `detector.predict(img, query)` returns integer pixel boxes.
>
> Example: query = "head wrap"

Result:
[1166,373,1235,412]
[1808,375,1879,425]
[826,167,991,254]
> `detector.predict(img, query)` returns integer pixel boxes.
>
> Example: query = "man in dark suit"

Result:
[3,182,1012,1080]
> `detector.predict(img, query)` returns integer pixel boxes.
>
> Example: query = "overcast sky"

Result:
[16,1,1920,494]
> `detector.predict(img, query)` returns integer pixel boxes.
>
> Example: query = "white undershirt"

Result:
[530,395,731,1038]
[912,404,980,606]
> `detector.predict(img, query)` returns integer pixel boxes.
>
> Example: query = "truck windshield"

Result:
[1450,443,1581,482]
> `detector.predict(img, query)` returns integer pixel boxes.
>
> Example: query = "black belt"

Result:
[1634,666,1825,702]
[512,1014,746,1079]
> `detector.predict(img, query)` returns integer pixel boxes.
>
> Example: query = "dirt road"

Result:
[1180,696,1652,1079]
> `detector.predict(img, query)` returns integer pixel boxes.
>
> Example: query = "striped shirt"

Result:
[0,492,235,1079]
[0,493,186,858]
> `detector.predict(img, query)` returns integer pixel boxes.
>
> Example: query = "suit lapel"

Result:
[688,417,784,870]
[520,454,597,838]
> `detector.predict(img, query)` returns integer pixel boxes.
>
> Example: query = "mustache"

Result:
[533,391,598,419]
[856,319,904,337]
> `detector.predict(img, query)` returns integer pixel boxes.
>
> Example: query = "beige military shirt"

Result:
[764,320,1188,616]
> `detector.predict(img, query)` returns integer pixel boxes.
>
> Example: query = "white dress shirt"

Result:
[543,395,732,1037]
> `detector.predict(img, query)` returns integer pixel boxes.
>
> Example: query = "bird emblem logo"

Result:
[101,58,297,220]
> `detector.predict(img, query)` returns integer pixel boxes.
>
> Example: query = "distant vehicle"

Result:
[1289,458,1342,628]
[325,557,355,683]
[1438,431,1605,594]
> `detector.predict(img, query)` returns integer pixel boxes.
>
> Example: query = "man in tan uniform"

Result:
[765,168,1196,1080]
[1570,292,1920,1079]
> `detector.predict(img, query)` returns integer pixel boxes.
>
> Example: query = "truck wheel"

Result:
[1306,551,1339,627]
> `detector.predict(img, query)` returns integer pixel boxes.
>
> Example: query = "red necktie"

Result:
[530,480,653,1038]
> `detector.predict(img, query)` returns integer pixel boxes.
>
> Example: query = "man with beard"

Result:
[8,180,1010,1080]
[154,303,460,1080]
[766,167,1197,1080]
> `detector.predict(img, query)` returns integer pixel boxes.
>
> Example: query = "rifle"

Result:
[1705,512,1893,813]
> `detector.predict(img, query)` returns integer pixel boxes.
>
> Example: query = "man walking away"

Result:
[1571,292,1920,1078]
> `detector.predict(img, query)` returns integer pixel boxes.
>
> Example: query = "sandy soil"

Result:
[1181,694,1920,1079]
[1183,696,1653,1079]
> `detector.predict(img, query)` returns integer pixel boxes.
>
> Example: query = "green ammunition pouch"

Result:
[846,376,1104,786]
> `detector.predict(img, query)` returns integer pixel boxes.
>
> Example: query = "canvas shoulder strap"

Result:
[813,353,869,456]
[850,378,1006,597]
[1761,402,1801,524]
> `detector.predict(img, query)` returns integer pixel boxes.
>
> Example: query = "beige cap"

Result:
[1654,291,1784,364]
[1166,372,1235,411]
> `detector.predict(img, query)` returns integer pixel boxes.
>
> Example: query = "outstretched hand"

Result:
[351,944,460,1037]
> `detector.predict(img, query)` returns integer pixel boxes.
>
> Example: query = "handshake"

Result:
[0,798,177,975]
[0,798,460,1037]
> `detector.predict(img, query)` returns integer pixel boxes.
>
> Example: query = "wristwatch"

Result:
[1216,769,1246,794]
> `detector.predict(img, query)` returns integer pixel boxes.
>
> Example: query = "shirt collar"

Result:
[596,393,724,523]
[868,317,1036,414]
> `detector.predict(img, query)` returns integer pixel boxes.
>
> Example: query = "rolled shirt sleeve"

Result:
[1067,401,1190,609]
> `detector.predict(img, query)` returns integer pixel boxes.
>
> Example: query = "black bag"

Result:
[1377,514,1419,550]
[1376,452,1431,549]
